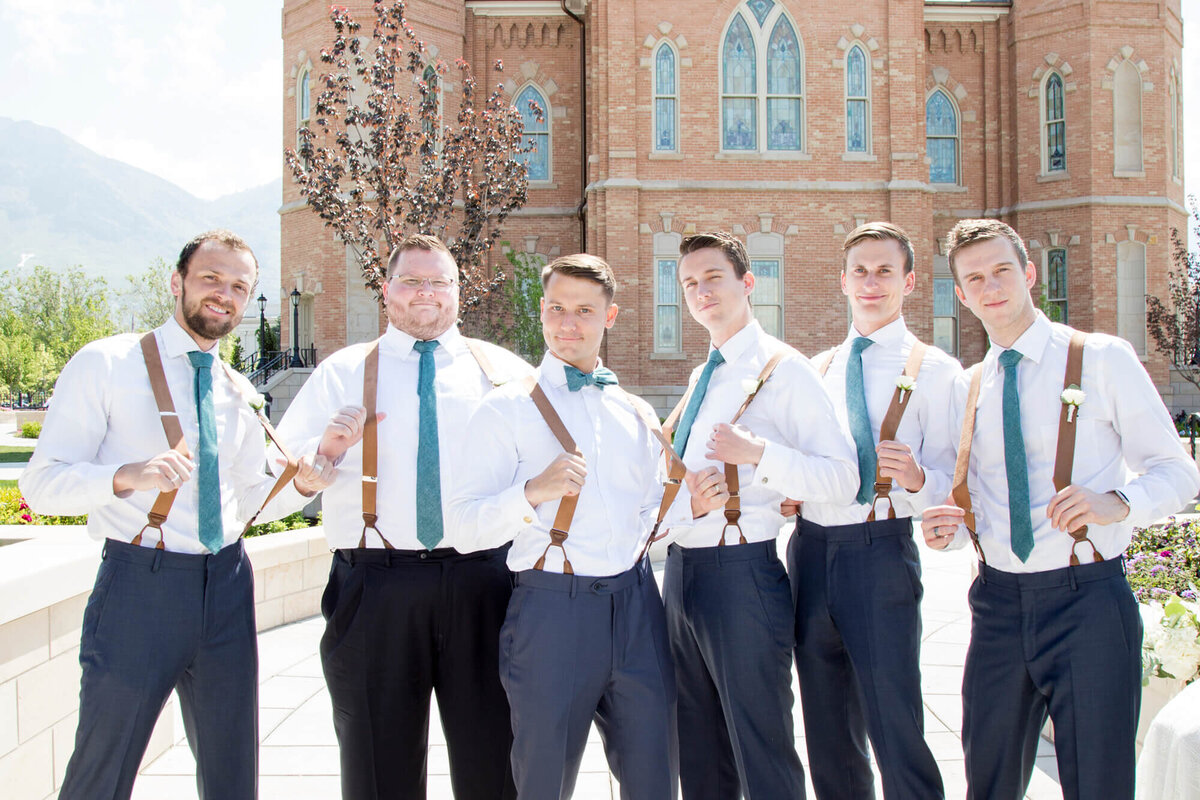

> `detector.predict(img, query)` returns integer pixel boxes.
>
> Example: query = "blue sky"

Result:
[0,0,1197,209]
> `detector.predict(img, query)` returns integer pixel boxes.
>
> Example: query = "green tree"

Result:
[117,257,176,332]
[498,249,545,361]
[1147,201,1200,392]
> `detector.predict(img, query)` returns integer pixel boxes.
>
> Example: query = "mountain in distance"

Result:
[0,116,282,304]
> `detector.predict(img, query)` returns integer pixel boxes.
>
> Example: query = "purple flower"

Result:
[1161,550,1174,557]
[20,513,32,523]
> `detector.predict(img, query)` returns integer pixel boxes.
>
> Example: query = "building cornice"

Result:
[969,195,1188,217]
[465,1,568,17]
[924,3,1011,23]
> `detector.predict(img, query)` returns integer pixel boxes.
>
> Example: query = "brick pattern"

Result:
[281,0,1185,396]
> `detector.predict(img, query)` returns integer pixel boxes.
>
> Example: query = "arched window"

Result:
[421,64,442,151]
[1170,75,1181,180]
[516,85,550,182]
[1113,61,1143,174]
[1045,248,1068,323]
[298,68,311,126]
[653,232,682,353]
[1044,72,1065,173]
[720,4,803,153]
[1117,240,1146,355]
[926,89,958,184]
[654,43,678,152]
[845,44,869,153]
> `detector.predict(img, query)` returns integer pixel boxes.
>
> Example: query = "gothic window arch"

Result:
[845,43,870,153]
[1042,71,1066,173]
[1113,61,1143,174]
[297,66,311,127]
[515,84,551,182]
[926,89,959,184]
[1170,72,1182,180]
[421,64,443,152]
[1044,248,1068,322]
[720,3,804,153]
[654,42,679,152]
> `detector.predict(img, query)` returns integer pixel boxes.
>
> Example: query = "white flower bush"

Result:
[1141,593,1200,684]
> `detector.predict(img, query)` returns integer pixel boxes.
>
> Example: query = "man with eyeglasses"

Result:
[277,234,532,800]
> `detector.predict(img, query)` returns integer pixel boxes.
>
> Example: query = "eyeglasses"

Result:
[393,276,456,291]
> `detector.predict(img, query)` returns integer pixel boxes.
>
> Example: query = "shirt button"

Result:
[523,515,533,524]
[761,477,769,484]
[419,552,428,559]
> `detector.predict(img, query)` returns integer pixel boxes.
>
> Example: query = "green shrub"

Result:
[20,421,41,439]
[1127,518,1200,603]
[246,510,320,537]
[0,486,86,525]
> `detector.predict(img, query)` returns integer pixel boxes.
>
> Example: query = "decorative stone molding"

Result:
[489,20,567,48]
[833,26,883,70]
[1028,54,1077,98]
[639,25,690,71]
[1102,47,1153,92]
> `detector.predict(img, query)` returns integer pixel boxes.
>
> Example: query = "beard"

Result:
[387,300,457,341]
[181,286,242,341]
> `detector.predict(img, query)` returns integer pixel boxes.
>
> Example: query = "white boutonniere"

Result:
[248,393,267,415]
[895,374,916,404]
[1061,384,1085,422]
[741,378,764,397]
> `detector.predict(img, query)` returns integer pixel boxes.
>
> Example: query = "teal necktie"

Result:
[846,336,876,506]
[1000,348,1034,561]
[674,349,725,458]
[564,365,619,391]
[414,340,443,550]
[187,351,223,554]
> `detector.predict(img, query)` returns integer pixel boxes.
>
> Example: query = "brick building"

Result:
[281,0,1188,412]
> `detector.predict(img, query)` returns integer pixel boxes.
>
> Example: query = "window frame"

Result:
[1043,247,1068,324]
[925,88,960,186]
[653,42,680,153]
[844,43,871,154]
[932,255,959,357]
[719,5,805,154]
[1041,71,1066,174]
[514,83,552,183]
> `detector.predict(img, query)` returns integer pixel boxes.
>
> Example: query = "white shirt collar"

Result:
[844,316,908,349]
[159,315,219,361]
[713,319,763,364]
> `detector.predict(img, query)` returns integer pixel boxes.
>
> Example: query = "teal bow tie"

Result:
[564,365,618,391]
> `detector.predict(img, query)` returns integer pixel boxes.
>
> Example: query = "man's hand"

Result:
[524,453,588,507]
[291,454,337,497]
[1047,485,1129,532]
[780,498,802,518]
[921,502,965,550]
[876,441,925,493]
[686,466,729,518]
[113,450,195,496]
[317,406,388,463]
[705,423,766,466]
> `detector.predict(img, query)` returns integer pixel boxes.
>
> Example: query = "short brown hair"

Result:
[541,253,617,302]
[176,230,258,276]
[386,234,455,278]
[842,222,915,274]
[946,219,1029,282]
[679,232,750,278]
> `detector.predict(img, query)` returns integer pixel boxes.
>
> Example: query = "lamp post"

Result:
[256,293,267,363]
[289,288,303,367]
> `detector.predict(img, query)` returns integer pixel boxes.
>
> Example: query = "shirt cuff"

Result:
[751,440,787,493]
[93,463,129,505]
[504,483,541,529]
[1115,483,1150,528]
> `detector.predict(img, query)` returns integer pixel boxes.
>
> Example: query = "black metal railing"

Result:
[235,348,319,387]
[0,389,50,409]
[1177,411,1200,459]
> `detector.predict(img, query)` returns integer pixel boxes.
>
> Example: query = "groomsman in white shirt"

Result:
[276,234,531,799]
[21,230,332,800]
[922,218,1200,800]
[662,232,859,799]
[796,222,960,799]
[449,253,729,799]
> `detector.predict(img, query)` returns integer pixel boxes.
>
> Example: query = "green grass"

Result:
[0,480,17,490]
[0,446,33,463]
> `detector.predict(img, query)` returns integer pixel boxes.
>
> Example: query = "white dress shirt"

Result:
[21,317,305,554]
[803,317,962,525]
[276,324,533,551]
[945,312,1200,572]
[447,353,667,576]
[662,321,859,547]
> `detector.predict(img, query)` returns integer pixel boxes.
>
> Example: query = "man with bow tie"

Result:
[450,253,729,799]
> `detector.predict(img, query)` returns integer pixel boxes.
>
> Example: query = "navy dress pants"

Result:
[320,545,516,800]
[665,540,806,800]
[788,517,943,800]
[963,558,1142,800]
[59,538,259,800]
[499,557,678,800]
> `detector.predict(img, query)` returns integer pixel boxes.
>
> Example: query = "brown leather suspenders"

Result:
[663,348,792,546]
[358,336,508,549]
[131,332,300,548]
[816,341,928,519]
[521,376,688,573]
[952,331,1096,566]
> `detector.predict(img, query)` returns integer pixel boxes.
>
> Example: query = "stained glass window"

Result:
[846,45,868,153]
[516,85,550,181]
[766,18,801,151]
[722,14,757,150]
[1046,249,1068,323]
[1045,73,1065,172]
[926,90,958,184]
[751,259,782,337]
[422,65,441,149]
[654,44,677,151]
[298,69,311,123]
[746,0,775,26]
[655,259,681,351]
[932,277,958,355]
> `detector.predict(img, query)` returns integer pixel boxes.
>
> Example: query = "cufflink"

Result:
[523,515,533,524]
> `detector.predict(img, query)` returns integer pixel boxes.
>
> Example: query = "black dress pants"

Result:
[320,545,517,800]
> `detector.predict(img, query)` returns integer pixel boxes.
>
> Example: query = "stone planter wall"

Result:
[0,526,330,800]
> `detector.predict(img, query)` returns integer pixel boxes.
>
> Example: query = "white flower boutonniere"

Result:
[248,393,267,415]
[896,374,916,404]
[741,378,764,397]
[1061,384,1085,423]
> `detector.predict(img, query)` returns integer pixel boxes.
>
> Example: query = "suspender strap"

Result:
[951,364,986,565]
[868,341,927,521]
[611,388,688,560]
[662,386,691,440]
[1054,332,1101,565]
[463,337,505,387]
[719,349,790,546]
[524,376,580,574]
[814,348,836,376]
[358,338,390,549]
[132,333,188,549]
